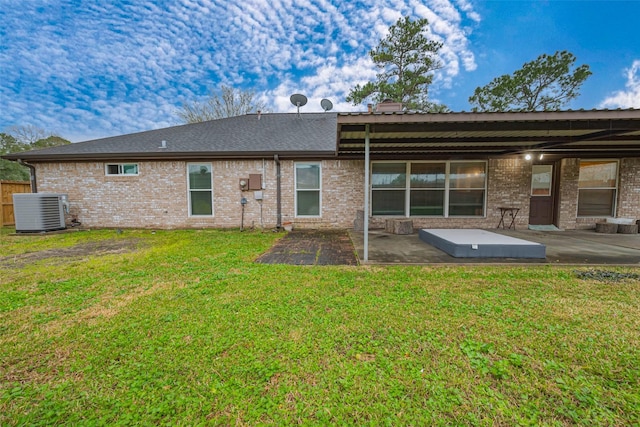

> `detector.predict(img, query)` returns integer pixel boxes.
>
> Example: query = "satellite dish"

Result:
[290,93,307,117]
[321,99,333,112]
[290,93,308,107]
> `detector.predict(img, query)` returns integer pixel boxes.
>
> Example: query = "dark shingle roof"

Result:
[4,113,338,161]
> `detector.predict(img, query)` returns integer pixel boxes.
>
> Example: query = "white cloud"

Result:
[414,0,478,87]
[454,0,481,22]
[599,60,640,109]
[1,0,480,140]
[382,7,404,23]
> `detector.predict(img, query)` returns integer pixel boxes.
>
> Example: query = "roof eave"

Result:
[2,150,337,162]
[337,109,640,124]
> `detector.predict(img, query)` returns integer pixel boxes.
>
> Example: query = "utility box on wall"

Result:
[249,174,262,190]
[240,174,262,191]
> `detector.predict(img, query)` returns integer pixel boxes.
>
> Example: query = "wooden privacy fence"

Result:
[1,180,31,226]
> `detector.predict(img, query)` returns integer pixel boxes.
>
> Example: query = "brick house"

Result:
[4,108,640,232]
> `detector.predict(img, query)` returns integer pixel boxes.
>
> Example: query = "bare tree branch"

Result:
[177,86,268,123]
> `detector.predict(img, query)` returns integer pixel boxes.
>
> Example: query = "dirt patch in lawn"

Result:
[0,238,144,268]
[256,229,358,265]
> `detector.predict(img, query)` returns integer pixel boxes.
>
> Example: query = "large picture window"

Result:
[295,163,321,217]
[577,160,618,217]
[410,163,445,216]
[448,162,486,216]
[371,161,486,217]
[188,163,213,216]
[371,163,406,216]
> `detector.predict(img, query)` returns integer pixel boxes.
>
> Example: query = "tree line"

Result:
[0,126,70,180]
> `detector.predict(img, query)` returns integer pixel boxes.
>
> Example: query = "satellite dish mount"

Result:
[289,94,308,118]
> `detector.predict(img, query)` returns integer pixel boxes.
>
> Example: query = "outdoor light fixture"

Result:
[525,154,532,161]
[539,153,544,160]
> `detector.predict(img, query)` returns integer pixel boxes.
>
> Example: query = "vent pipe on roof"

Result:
[257,110,262,120]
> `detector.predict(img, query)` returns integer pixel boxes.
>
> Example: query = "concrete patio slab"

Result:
[350,228,640,265]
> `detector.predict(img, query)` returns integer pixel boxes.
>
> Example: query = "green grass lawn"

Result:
[0,228,638,426]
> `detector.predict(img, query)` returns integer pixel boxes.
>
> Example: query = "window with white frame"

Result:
[187,163,213,216]
[295,162,321,217]
[105,163,139,175]
[577,160,618,217]
[448,162,486,216]
[371,161,486,217]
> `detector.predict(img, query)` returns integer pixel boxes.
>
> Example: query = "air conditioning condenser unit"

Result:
[13,193,67,232]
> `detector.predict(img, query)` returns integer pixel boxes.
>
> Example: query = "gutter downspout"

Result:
[364,124,370,262]
[18,159,37,193]
[274,154,282,229]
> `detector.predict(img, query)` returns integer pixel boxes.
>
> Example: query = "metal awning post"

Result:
[364,124,370,262]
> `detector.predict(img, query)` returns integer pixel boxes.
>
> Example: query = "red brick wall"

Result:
[281,160,365,229]
[617,158,640,219]
[34,157,639,230]
[558,158,580,229]
[562,158,640,230]
[35,159,365,229]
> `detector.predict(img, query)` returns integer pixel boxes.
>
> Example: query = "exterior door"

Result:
[529,164,555,225]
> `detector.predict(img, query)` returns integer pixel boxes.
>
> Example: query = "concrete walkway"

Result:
[350,228,640,265]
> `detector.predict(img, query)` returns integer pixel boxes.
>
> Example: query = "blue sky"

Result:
[1,0,639,142]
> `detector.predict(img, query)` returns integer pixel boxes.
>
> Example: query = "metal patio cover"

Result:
[336,109,640,160]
